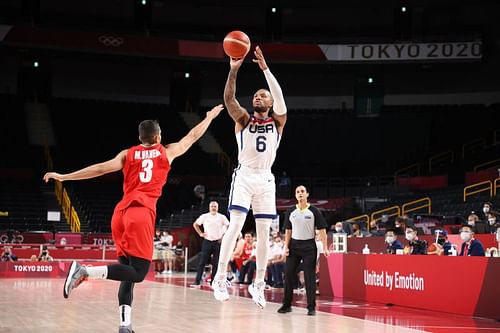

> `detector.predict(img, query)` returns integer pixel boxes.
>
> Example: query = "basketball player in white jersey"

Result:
[212,46,287,308]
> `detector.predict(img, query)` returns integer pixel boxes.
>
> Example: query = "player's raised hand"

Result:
[43,172,64,183]
[229,57,244,71]
[206,104,224,119]
[252,46,268,71]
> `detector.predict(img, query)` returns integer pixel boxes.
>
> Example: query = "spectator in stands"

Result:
[466,213,479,227]
[348,223,363,238]
[331,222,347,234]
[485,212,499,234]
[369,219,385,237]
[459,225,485,256]
[191,201,230,287]
[173,241,185,271]
[152,230,163,273]
[394,217,406,235]
[428,229,452,256]
[193,184,206,207]
[385,229,404,254]
[228,233,245,281]
[30,254,38,262]
[468,212,488,234]
[38,246,54,262]
[235,232,256,284]
[401,214,414,228]
[1,246,17,262]
[481,202,493,221]
[268,235,286,288]
[160,231,175,274]
[160,231,173,248]
[173,241,184,256]
[404,226,427,255]
[43,104,223,333]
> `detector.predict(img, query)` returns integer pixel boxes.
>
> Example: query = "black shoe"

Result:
[277,305,292,314]
[307,309,316,316]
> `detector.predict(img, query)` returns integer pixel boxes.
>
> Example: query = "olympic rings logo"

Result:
[98,35,124,47]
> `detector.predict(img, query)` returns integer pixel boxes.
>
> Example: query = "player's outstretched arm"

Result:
[253,46,287,131]
[224,58,250,130]
[165,104,224,163]
[43,150,127,183]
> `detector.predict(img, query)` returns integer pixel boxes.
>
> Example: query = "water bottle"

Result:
[362,244,370,255]
[448,245,457,256]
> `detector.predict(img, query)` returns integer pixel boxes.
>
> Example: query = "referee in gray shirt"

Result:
[278,185,329,316]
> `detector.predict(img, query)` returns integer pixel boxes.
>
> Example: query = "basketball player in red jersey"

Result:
[43,104,223,333]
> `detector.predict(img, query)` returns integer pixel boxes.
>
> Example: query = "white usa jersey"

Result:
[236,116,281,170]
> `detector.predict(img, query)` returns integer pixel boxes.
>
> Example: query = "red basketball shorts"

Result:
[111,206,156,261]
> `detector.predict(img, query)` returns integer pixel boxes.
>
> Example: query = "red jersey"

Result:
[114,144,170,212]
[235,242,254,268]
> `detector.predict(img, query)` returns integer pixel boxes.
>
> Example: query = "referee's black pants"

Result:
[194,239,221,284]
[283,239,317,310]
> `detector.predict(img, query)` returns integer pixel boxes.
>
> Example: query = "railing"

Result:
[429,150,454,174]
[462,137,487,159]
[45,144,81,231]
[402,197,431,216]
[495,178,500,197]
[473,158,500,172]
[55,181,81,232]
[394,163,420,181]
[345,214,370,229]
[342,197,432,228]
[370,206,401,223]
[463,180,492,202]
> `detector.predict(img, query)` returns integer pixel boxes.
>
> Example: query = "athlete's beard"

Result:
[253,106,268,114]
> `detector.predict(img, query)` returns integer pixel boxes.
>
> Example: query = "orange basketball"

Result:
[427,243,443,255]
[223,30,251,59]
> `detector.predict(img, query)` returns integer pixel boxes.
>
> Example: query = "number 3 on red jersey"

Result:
[140,159,153,183]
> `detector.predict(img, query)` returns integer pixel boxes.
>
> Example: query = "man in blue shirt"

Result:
[459,225,485,256]
[385,229,404,254]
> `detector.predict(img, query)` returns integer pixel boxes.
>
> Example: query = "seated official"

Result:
[459,225,485,256]
[385,229,404,254]
[427,229,453,256]
[403,226,427,255]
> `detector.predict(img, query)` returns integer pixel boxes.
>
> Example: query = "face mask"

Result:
[335,227,343,232]
[395,224,401,228]
[386,236,395,244]
[467,221,475,227]
[460,232,471,242]
[437,238,446,245]
[405,233,414,241]
[483,207,490,213]
[488,218,496,225]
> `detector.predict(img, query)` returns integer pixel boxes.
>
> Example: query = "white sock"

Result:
[119,305,132,327]
[86,266,108,279]
[255,219,271,284]
[216,210,246,279]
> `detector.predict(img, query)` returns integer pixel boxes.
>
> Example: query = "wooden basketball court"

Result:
[0,277,428,333]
